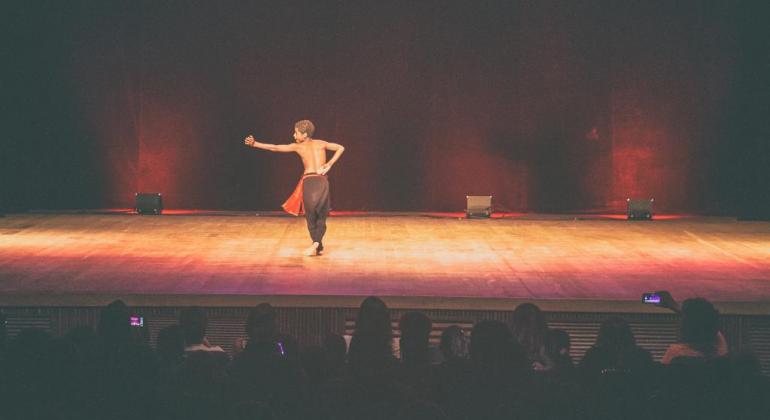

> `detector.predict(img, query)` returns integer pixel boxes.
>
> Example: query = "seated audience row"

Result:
[0,296,767,420]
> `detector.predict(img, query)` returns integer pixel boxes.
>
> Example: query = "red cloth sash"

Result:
[281,173,325,216]
[281,179,304,216]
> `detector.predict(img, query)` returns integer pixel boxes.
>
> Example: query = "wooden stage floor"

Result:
[1,213,769,313]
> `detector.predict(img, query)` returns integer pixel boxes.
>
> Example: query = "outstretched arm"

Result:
[244,135,297,153]
[319,142,345,175]
[655,291,681,313]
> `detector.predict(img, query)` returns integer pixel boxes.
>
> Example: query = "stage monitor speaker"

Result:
[136,193,163,215]
[466,195,492,218]
[627,198,653,220]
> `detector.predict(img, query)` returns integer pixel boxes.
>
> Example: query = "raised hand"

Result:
[244,135,256,147]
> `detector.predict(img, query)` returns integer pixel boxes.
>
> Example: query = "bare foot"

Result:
[303,242,320,256]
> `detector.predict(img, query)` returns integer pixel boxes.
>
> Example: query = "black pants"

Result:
[302,175,330,246]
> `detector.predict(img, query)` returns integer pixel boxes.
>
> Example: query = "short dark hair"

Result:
[680,298,720,356]
[399,311,432,363]
[157,325,185,362]
[97,299,131,345]
[440,325,468,360]
[471,320,526,371]
[179,307,208,345]
[399,311,432,341]
[294,120,315,137]
[246,303,276,341]
[595,316,635,350]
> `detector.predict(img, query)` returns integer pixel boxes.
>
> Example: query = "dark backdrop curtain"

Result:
[4,0,768,214]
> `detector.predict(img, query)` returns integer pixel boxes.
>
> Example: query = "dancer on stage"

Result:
[244,120,345,256]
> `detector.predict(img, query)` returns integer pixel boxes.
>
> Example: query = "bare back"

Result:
[295,139,329,174]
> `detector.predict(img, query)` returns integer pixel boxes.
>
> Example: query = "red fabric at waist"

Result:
[282,173,327,216]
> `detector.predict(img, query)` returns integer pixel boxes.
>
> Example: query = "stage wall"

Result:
[4,1,769,214]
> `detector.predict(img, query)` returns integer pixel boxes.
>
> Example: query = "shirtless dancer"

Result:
[244,120,345,256]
